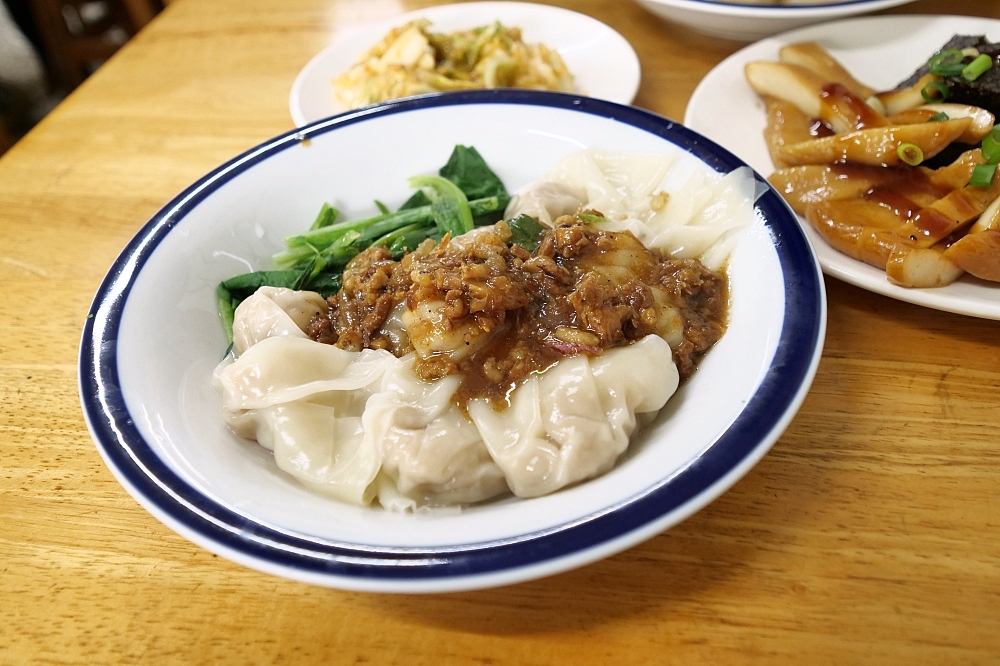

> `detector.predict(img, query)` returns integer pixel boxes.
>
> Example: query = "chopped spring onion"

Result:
[969,163,998,188]
[928,48,966,76]
[927,112,949,122]
[897,143,924,166]
[960,47,981,58]
[981,126,1000,164]
[962,54,993,81]
[921,80,949,103]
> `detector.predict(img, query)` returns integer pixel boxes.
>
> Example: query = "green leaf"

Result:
[439,145,507,201]
[309,203,338,230]
[398,190,432,210]
[507,214,546,252]
[408,175,473,236]
[302,272,342,297]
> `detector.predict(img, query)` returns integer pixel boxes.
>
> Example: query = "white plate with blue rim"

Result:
[633,0,916,42]
[288,1,641,126]
[80,89,826,593]
[685,14,1000,320]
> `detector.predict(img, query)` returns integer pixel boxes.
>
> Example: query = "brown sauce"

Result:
[809,119,834,138]
[912,208,956,238]
[865,187,921,220]
[819,82,883,130]
[307,216,728,410]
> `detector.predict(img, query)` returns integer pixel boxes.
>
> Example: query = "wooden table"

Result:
[2,0,999,662]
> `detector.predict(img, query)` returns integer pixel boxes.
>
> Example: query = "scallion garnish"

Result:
[921,80,949,103]
[897,143,924,166]
[928,48,967,77]
[927,112,949,122]
[962,54,993,81]
[981,126,1000,164]
[969,163,998,188]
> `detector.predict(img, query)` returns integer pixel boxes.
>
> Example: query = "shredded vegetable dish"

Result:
[332,20,575,109]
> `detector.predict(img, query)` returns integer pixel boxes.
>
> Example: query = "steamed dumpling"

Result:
[541,150,676,222]
[504,181,584,227]
[466,335,678,498]
[512,150,757,272]
[363,355,508,509]
[231,286,326,356]
[217,336,393,505]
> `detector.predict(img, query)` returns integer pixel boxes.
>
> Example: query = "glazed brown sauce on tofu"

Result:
[307,215,727,409]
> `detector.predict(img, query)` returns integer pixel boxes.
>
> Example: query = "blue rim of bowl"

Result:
[79,89,824,586]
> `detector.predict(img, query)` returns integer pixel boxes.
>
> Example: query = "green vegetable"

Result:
[308,203,338,230]
[896,142,924,166]
[962,54,993,82]
[928,48,966,77]
[921,80,950,103]
[577,213,606,225]
[408,174,474,236]
[215,145,510,342]
[927,112,949,122]
[981,126,1000,164]
[507,214,546,252]
[439,145,507,201]
[970,163,998,188]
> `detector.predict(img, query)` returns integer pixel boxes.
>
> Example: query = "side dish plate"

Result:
[685,15,1000,320]
[81,90,825,593]
[288,1,641,126]
[633,0,916,42]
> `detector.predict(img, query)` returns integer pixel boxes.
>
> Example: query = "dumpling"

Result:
[513,150,758,273]
[467,335,678,498]
[504,181,584,227]
[231,286,326,356]
[363,355,509,508]
[217,336,393,505]
[541,150,676,223]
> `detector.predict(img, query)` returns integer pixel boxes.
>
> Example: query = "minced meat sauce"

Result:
[306,214,727,409]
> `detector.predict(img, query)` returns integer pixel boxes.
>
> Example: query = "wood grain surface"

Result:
[2,0,999,663]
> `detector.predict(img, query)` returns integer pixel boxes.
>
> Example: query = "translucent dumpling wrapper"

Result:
[504,181,585,227]
[541,150,677,223]
[362,355,509,509]
[510,150,760,272]
[217,336,394,505]
[231,286,326,356]
[219,336,392,411]
[467,335,679,498]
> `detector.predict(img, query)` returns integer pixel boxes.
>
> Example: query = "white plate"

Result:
[80,90,825,592]
[634,0,916,42]
[685,15,1000,320]
[289,1,641,126]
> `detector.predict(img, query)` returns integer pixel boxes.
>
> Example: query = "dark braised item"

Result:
[897,35,1000,118]
[307,215,728,408]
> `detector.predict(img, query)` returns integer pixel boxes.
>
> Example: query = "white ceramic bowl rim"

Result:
[642,0,913,16]
[79,89,824,586]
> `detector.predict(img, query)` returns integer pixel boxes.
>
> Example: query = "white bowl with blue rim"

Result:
[79,89,826,593]
[634,0,916,41]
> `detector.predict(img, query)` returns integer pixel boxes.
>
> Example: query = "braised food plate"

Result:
[685,15,1000,320]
